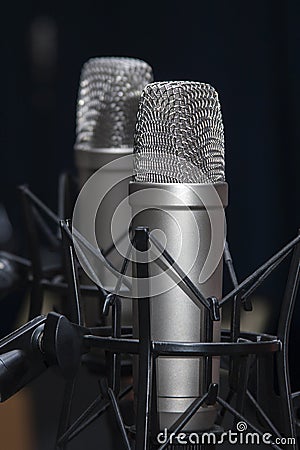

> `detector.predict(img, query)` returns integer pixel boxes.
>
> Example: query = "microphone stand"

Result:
[0,191,300,449]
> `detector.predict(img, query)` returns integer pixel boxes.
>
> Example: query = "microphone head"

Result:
[133,81,225,183]
[75,57,153,150]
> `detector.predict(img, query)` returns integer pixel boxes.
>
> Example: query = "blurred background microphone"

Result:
[130,81,228,431]
[75,57,153,288]
[1,3,298,449]
[74,57,153,324]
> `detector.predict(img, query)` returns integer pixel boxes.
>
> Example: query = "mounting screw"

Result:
[208,297,221,321]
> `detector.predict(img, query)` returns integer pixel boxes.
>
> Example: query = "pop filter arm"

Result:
[0,315,46,401]
[1,186,300,450]
[0,312,90,402]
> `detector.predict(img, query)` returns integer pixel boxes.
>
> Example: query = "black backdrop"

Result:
[1,0,300,386]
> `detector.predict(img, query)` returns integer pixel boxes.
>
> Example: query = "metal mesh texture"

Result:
[133,81,225,183]
[75,57,153,149]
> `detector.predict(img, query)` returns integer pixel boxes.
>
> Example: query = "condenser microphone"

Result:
[129,81,228,431]
[74,57,153,310]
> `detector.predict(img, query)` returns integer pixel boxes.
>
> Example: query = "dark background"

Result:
[1,0,300,447]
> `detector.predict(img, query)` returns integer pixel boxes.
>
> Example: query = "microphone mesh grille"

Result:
[75,57,153,149]
[133,81,225,183]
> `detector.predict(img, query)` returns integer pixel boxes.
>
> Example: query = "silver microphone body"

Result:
[130,182,227,430]
[74,57,153,323]
[131,81,227,431]
[75,146,133,288]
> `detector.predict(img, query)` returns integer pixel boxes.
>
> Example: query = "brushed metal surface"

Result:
[75,149,133,323]
[130,182,228,431]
